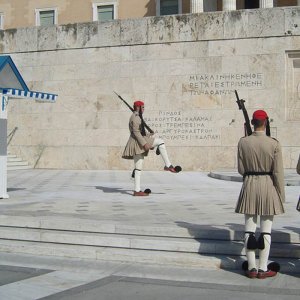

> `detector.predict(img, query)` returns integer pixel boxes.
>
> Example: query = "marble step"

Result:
[7,154,32,170]
[0,237,298,273]
[0,216,298,244]
[0,226,298,259]
[0,238,229,269]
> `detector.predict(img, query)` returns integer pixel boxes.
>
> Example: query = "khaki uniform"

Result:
[297,155,300,175]
[235,131,285,216]
[122,112,155,159]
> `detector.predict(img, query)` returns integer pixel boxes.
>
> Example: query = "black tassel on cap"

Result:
[266,118,271,136]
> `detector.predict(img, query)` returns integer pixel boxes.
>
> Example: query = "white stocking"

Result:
[152,138,172,167]
[245,214,257,270]
[133,154,144,192]
[258,215,273,271]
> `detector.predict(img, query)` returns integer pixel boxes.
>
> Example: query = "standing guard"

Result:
[235,110,285,279]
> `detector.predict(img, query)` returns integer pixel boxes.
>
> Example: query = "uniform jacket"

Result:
[122,111,155,159]
[235,131,285,216]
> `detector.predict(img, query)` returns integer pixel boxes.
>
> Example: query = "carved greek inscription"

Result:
[144,111,221,144]
[183,73,264,95]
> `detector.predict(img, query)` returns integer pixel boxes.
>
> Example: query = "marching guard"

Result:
[122,100,180,196]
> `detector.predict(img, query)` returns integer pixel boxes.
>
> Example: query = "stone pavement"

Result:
[0,168,298,299]
[2,168,299,230]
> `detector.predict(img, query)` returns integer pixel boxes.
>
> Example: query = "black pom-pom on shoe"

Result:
[242,261,248,271]
[175,166,182,173]
[144,188,151,194]
[268,262,280,272]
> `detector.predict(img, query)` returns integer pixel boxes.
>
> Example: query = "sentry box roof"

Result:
[0,55,57,102]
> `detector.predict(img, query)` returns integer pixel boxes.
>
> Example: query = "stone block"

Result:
[172,14,198,42]
[147,16,174,43]
[107,46,132,62]
[0,29,17,53]
[76,22,98,48]
[35,146,109,169]
[224,10,248,39]
[182,41,208,58]
[247,8,285,38]
[284,7,300,36]
[56,23,78,49]
[37,26,57,51]
[278,127,300,147]
[52,64,77,81]
[194,12,224,41]
[120,18,147,45]
[15,27,38,52]
[208,40,236,57]
[98,20,121,47]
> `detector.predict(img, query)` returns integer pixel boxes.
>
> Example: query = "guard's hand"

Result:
[144,143,151,151]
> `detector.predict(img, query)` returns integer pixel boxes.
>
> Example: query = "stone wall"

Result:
[1,7,300,171]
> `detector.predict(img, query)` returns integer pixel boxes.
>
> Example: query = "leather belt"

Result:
[243,171,272,179]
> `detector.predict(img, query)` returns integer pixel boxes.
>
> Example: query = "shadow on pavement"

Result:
[95,186,132,195]
[7,188,26,192]
[175,221,300,277]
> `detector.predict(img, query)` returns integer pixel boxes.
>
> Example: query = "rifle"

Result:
[114,91,154,134]
[234,90,252,136]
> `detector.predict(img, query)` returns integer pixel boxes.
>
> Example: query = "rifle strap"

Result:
[139,113,146,136]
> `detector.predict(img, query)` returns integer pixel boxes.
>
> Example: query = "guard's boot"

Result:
[133,191,149,196]
[257,269,277,279]
[245,268,258,279]
[164,165,177,173]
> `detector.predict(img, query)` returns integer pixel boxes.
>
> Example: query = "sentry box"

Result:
[0,56,57,198]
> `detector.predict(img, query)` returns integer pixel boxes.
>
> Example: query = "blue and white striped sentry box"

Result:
[0,55,57,198]
[0,55,58,103]
[2,88,57,102]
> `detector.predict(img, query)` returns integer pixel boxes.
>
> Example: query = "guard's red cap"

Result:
[133,100,144,107]
[252,110,268,120]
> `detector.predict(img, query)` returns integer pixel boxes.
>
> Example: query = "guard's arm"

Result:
[237,140,245,176]
[273,142,285,203]
[131,115,148,148]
